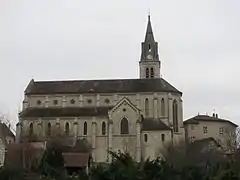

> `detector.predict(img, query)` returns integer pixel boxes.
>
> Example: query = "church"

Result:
[16,15,185,162]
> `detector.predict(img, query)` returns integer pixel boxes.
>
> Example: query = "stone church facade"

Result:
[16,15,185,162]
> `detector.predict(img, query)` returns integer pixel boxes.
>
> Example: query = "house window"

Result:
[29,123,33,136]
[161,134,165,142]
[191,125,195,130]
[70,99,75,104]
[161,98,165,116]
[145,98,149,117]
[219,127,224,135]
[83,121,87,135]
[47,123,51,136]
[144,134,148,142]
[172,100,179,132]
[53,100,58,105]
[150,68,154,78]
[102,122,106,135]
[120,118,129,134]
[146,68,149,78]
[203,126,208,133]
[65,122,70,135]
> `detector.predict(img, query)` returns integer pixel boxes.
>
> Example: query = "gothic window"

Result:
[29,123,33,136]
[146,68,149,78]
[65,122,70,135]
[144,134,148,142]
[47,123,51,136]
[84,121,87,135]
[87,99,92,104]
[37,100,41,105]
[150,68,154,78]
[102,122,106,135]
[120,118,129,134]
[148,44,151,50]
[172,100,179,132]
[161,98,165,116]
[145,98,149,117]
[161,134,165,142]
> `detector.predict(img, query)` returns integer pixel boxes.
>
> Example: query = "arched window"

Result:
[161,98,165,116]
[144,134,148,142]
[145,98,149,117]
[161,134,165,142]
[150,68,154,78]
[102,122,106,135]
[29,123,33,136]
[173,100,179,132]
[47,123,51,136]
[84,121,87,135]
[65,122,70,135]
[146,68,149,78]
[120,118,129,134]
[148,44,151,50]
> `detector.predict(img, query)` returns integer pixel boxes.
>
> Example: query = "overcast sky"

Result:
[0,0,239,127]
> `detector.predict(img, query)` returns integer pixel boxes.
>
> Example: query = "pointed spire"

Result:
[144,14,155,42]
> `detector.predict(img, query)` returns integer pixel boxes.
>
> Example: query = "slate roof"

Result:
[141,118,171,131]
[0,122,15,145]
[19,107,112,118]
[184,115,238,127]
[24,78,182,95]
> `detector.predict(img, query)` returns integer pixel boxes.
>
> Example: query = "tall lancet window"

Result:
[161,98,165,116]
[102,122,106,135]
[65,122,70,135]
[150,68,154,78]
[83,121,87,135]
[29,123,33,136]
[173,100,179,132]
[47,123,51,136]
[120,118,129,134]
[146,68,149,78]
[145,98,149,117]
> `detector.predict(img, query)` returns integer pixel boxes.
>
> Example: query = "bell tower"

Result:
[139,15,161,79]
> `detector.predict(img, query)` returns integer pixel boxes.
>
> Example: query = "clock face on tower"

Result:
[147,54,153,60]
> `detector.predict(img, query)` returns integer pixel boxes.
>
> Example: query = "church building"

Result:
[16,15,185,162]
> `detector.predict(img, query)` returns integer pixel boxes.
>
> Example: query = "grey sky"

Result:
[0,0,239,126]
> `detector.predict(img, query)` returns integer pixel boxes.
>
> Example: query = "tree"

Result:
[38,142,66,179]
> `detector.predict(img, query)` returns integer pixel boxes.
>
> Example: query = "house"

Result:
[184,114,238,153]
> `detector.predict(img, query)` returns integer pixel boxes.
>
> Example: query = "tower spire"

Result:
[145,14,154,42]
[139,15,161,79]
